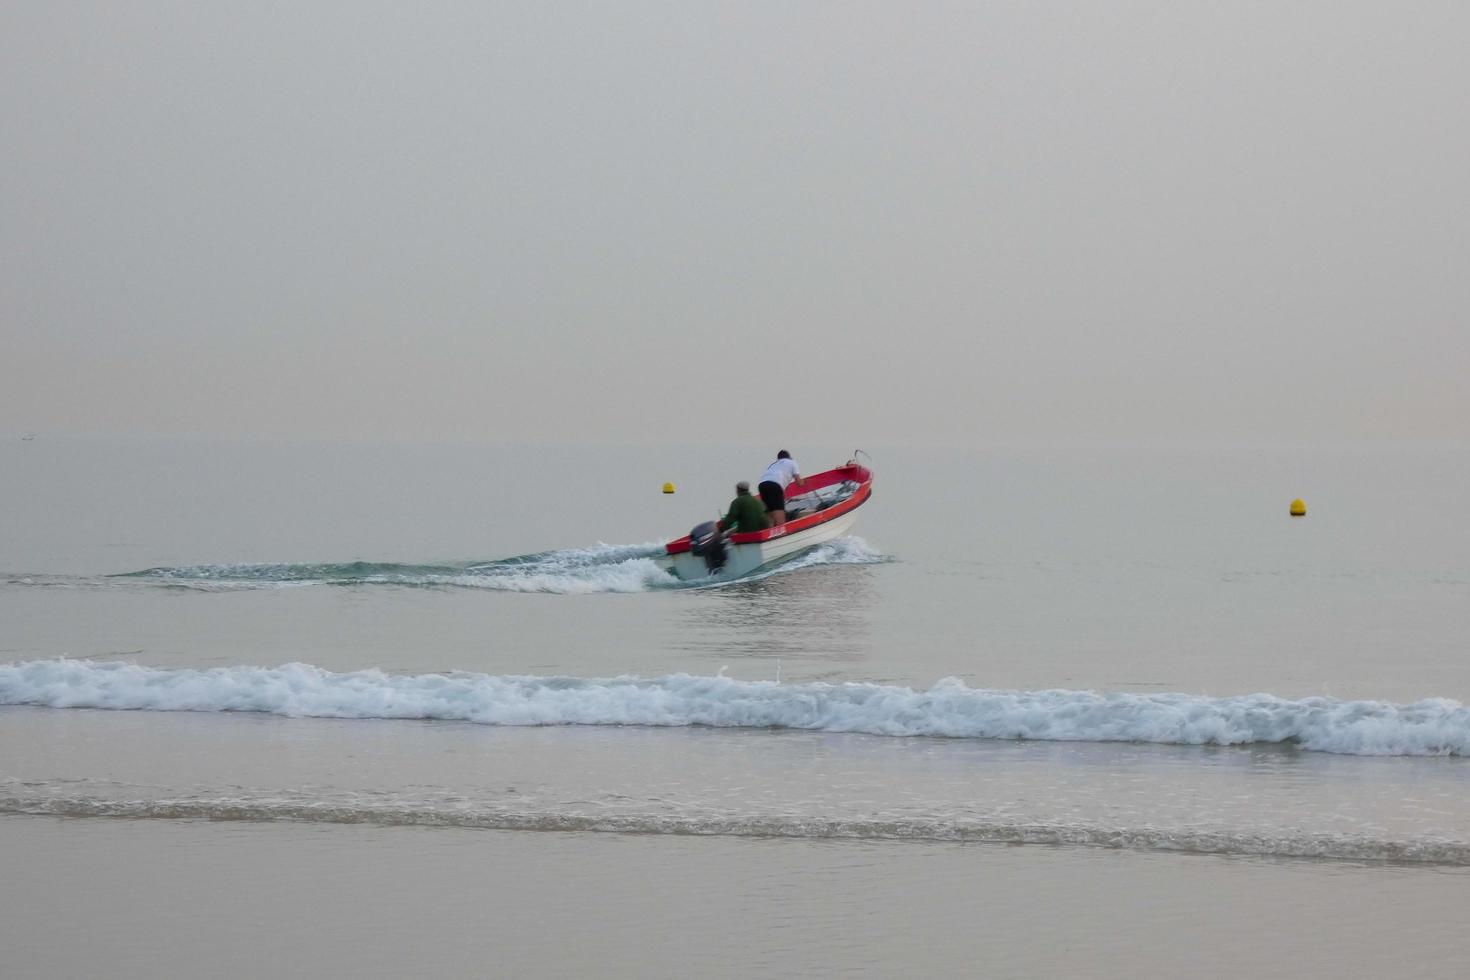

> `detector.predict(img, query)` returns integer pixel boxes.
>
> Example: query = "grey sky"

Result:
[3,2,1467,446]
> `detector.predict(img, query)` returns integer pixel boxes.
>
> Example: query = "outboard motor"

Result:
[688,520,728,574]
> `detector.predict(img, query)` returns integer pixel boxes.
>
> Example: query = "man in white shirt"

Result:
[756,450,803,526]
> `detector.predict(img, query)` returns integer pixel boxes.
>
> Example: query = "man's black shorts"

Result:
[757,480,785,513]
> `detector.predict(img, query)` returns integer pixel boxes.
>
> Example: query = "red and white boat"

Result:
[659,453,874,581]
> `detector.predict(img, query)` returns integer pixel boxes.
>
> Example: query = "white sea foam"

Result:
[451,554,677,594]
[3,660,1467,756]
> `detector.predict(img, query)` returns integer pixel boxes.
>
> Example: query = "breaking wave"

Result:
[3,788,1466,865]
[3,660,1467,757]
[111,538,886,594]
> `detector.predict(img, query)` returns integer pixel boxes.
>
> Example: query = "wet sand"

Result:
[4,814,1467,979]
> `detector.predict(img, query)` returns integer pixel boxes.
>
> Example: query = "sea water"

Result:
[3,437,1468,977]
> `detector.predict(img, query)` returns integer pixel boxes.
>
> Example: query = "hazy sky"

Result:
[3,2,1467,446]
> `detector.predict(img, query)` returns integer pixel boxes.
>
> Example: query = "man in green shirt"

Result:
[722,480,771,533]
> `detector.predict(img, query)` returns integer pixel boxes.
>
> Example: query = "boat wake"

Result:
[3,660,1467,757]
[107,537,888,594]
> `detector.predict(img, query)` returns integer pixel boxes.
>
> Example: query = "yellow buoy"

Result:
[1290,498,1306,517]
[662,482,676,494]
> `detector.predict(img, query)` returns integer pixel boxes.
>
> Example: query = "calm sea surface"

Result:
[3,437,1468,977]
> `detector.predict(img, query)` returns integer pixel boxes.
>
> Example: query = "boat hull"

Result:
[659,506,860,581]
